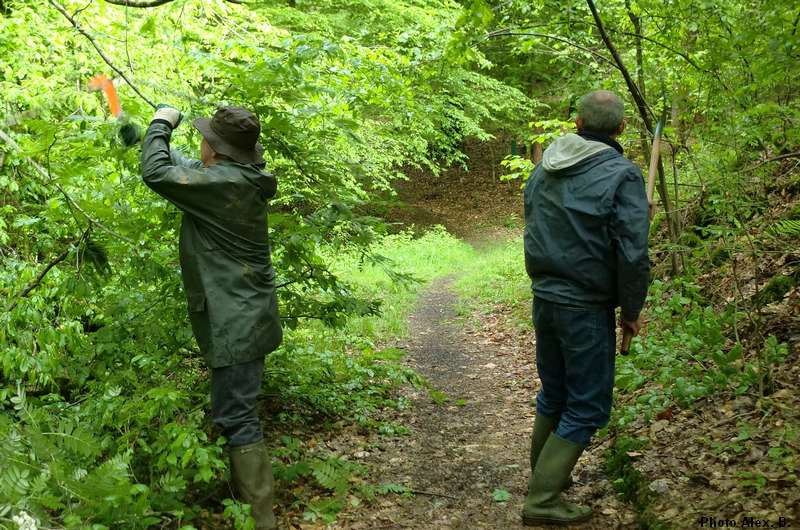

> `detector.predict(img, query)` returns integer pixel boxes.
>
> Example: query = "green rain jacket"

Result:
[141,121,283,368]
[523,133,650,322]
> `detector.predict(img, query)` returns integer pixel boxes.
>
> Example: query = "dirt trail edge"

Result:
[334,277,637,529]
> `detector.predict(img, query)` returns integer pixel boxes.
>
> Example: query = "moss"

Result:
[710,246,731,266]
[753,274,796,307]
[680,232,704,248]
[604,436,673,529]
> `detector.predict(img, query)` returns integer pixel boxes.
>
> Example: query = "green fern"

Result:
[0,465,30,500]
[769,219,800,238]
[310,458,350,493]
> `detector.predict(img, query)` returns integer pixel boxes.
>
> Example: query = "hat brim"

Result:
[193,117,265,166]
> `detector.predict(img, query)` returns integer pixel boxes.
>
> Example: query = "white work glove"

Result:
[152,104,183,128]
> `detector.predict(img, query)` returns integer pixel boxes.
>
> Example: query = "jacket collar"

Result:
[577,130,623,154]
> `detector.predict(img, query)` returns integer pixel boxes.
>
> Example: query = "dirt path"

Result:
[333,278,637,529]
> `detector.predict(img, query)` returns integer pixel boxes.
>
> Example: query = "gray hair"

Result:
[576,90,625,134]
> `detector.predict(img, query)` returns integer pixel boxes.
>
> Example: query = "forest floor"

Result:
[327,277,637,530]
[281,138,799,529]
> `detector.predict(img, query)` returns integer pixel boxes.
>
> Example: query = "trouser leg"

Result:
[210,358,276,529]
[210,358,265,447]
[554,305,616,446]
[533,298,567,421]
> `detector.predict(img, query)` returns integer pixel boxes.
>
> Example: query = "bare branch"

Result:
[585,0,653,130]
[48,0,157,109]
[586,0,681,275]
[741,151,800,173]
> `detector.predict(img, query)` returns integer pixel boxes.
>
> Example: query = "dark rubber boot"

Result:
[528,414,573,491]
[230,442,277,530]
[522,433,592,526]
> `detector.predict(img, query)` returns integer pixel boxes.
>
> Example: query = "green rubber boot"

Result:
[528,415,573,491]
[522,433,592,526]
[230,442,277,530]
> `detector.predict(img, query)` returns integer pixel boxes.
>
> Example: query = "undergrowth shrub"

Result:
[612,279,789,428]
[0,227,472,528]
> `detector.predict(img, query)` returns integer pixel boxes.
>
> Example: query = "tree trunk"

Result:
[587,0,681,275]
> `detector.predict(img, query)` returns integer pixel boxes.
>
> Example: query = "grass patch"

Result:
[268,226,477,426]
[336,226,476,339]
[453,238,530,325]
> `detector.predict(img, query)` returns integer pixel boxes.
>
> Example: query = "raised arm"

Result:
[140,113,213,215]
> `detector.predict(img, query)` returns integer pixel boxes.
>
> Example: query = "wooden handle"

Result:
[645,119,664,220]
[620,329,633,356]
[646,137,659,203]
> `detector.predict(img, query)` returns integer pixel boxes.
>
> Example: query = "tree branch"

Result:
[586,0,681,275]
[485,29,619,70]
[7,240,79,311]
[103,0,176,6]
[276,266,314,289]
[492,22,708,75]
[48,0,157,109]
[585,0,653,130]
[741,151,800,172]
[0,128,136,245]
[103,0,244,6]
[616,30,706,74]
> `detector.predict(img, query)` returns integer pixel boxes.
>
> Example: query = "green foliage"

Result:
[0,0,531,524]
[612,280,790,429]
[491,488,511,503]
[270,436,365,524]
[604,435,671,530]
[768,219,800,238]
[604,436,648,503]
[499,154,535,182]
[222,499,256,530]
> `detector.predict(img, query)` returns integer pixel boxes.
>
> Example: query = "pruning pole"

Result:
[620,112,666,356]
[646,118,664,221]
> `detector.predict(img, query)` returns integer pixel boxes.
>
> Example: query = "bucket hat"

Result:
[193,106,265,165]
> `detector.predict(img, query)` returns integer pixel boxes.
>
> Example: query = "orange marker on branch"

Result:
[89,74,140,146]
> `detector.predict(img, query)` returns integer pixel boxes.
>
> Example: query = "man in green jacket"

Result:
[141,105,283,530]
[521,90,650,525]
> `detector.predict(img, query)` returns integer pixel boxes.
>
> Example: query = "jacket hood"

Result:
[542,133,615,172]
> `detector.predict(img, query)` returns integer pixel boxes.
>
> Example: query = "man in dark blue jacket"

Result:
[521,90,650,525]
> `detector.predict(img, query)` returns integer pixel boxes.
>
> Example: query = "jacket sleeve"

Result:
[523,167,539,280]
[610,167,650,322]
[170,148,203,169]
[140,122,214,215]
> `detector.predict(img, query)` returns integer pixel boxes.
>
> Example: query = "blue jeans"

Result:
[533,297,616,446]
[210,358,265,447]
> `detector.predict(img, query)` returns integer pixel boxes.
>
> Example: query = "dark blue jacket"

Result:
[523,133,650,321]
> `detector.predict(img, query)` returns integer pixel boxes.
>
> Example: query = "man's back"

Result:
[523,133,649,318]
[141,122,282,368]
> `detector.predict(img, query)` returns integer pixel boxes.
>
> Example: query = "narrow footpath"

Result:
[335,277,637,529]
